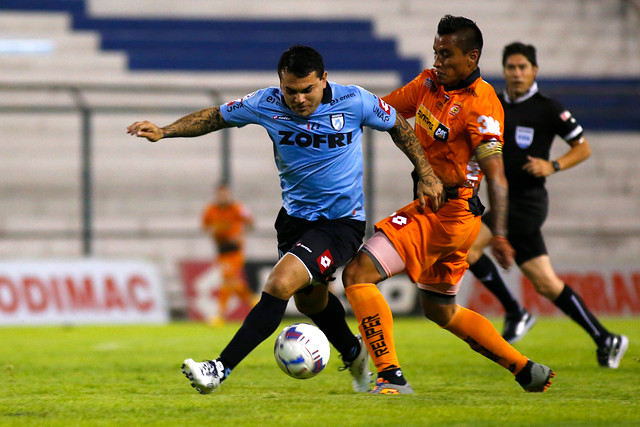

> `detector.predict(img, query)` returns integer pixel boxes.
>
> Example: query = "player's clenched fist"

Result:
[126,121,163,142]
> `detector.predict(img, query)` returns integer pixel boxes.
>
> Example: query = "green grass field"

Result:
[0,317,637,426]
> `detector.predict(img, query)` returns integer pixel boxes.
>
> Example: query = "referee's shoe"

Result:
[597,334,629,368]
[502,309,536,344]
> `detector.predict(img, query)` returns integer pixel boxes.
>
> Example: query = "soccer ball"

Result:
[274,323,330,379]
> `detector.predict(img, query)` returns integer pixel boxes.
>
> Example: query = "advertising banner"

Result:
[181,259,640,318]
[0,259,168,325]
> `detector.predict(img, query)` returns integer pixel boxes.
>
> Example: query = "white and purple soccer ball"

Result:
[274,323,330,379]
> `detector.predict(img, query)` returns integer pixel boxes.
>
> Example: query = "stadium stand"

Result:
[0,0,638,316]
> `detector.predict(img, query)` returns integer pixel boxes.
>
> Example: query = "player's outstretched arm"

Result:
[387,115,444,211]
[478,150,515,269]
[126,107,231,142]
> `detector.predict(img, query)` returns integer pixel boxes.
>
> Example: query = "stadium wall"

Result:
[0,0,638,320]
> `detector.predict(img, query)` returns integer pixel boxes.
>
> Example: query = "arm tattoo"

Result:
[388,115,439,185]
[484,155,509,237]
[162,107,230,138]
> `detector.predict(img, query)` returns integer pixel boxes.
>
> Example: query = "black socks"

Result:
[219,292,288,371]
[469,254,522,315]
[553,284,610,346]
[308,292,360,361]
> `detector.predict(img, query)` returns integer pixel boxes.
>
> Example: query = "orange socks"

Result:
[346,284,528,376]
[443,305,528,374]
[345,283,400,372]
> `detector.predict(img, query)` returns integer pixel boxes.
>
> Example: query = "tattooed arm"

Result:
[387,114,444,212]
[126,107,231,142]
[478,151,515,269]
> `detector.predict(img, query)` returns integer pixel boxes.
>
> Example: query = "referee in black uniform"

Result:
[466,42,628,368]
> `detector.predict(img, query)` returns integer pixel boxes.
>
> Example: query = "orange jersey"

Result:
[383,68,504,193]
[202,202,253,248]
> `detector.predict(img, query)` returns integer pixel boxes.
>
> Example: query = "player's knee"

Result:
[342,252,376,288]
[263,273,300,300]
[533,278,563,300]
[466,246,482,265]
[293,286,327,315]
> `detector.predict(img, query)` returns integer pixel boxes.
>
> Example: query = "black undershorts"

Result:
[274,207,365,284]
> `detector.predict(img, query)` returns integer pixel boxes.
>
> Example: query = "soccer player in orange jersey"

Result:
[342,15,554,394]
[202,183,255,324]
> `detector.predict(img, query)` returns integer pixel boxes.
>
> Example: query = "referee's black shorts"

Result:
[274,207,365,285]
[482,186,549,265]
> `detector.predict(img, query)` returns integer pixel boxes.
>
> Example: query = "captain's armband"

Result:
[475,139,502,160]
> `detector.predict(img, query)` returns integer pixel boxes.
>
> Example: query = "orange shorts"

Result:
[375,198,481,291]
[217,250,246,283]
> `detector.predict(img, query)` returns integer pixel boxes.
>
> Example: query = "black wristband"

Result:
[552,160,561,172]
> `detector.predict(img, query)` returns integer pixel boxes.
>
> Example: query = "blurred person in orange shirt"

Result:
[202,182,255,324]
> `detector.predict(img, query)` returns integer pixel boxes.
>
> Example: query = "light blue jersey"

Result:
[220,82,397,221]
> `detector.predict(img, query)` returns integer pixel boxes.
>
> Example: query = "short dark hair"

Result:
[437,15,483,58]
[502,42,537,67]
[277,45,325,79]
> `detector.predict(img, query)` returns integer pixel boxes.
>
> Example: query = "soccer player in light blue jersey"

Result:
[127,45,444,394]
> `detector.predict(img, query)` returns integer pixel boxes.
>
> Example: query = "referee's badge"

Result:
[515,126,534,149]
[330,113,344,131]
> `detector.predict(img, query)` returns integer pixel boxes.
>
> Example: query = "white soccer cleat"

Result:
[181,358,224,394]
[341,334,373,392]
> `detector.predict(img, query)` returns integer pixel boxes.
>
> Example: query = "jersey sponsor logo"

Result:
[225,102,245,112]
[465,160,482,187]
[330,113,345,131]
[278,130,353,148]
[415,105,449,142]
[330,91,357,106]
[372,104,392,122]
[316,249,334,273]
[388,212,412,230]
[478,115,502,136]
[515,126,535,149]
[266,95,285,108]
[273,115,292,121]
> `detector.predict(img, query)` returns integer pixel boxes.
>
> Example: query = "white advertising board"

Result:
[0,259,169,325]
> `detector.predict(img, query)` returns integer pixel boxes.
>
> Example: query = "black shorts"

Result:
[482,186,549,265]
[274,207,366,284]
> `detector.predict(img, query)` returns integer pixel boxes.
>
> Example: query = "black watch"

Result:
[551,160,561,172]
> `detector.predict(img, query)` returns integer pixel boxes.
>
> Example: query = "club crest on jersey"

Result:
[449,103,462,117]
[515,126,535,149]
[330,114,345,131]
[316,249,334,273]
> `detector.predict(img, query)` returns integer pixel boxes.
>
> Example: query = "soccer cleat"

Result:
[597,334,629,368]
[502,309,537,344]
[516,360,554,392]
[370,378,414,395]
[340,334,373,392]
[181,358,225,394]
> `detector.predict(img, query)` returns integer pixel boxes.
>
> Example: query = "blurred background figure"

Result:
[202,182,255,325]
